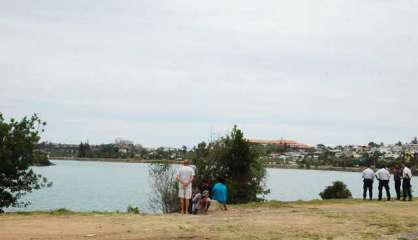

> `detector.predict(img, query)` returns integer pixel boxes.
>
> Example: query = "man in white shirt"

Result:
[402,164,413,201]
[362,165,374,200]
[176,159,195,214]
[375,165,391,201]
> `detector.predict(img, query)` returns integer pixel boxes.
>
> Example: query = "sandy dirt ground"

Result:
[1,200,418,240]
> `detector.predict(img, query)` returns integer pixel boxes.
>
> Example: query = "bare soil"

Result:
[1,199,418,240]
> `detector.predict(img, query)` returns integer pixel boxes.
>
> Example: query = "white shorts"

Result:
[178,184,192,199]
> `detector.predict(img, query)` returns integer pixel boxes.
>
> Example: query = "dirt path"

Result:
[1,200,418,240]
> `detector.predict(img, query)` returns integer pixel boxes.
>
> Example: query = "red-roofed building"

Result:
[248,138,312,149]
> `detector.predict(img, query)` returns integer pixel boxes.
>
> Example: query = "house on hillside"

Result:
[248,138,312,150]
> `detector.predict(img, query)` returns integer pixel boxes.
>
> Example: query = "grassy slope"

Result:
[1,199,418,240]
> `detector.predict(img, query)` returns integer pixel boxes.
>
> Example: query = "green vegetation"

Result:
[191,126,268,203]
[5,208,130,216]
[319,181,352,200]
[126,205,140,214]
[39,141,189,161]
[148,161,179,213]
[0,113,51,212]
[32,149,53,166]
[148,126,268,213]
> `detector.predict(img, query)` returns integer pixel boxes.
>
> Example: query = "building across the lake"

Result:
[249,138,312,149]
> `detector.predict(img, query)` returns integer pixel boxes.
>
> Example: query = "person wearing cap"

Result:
[375,165,391,201]
[176,159,195,214]
[402,163,413,201]
[362,164,374,200]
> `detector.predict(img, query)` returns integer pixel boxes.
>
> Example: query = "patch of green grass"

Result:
[3,208,130,216]
[126,205,140,214]
[359,232,379,239]
[237,200,291,209]
[177,223,197,231]
[291,232,322,239]
[292,198,366,205]
[210,223,242,233]
[236,198,370,209]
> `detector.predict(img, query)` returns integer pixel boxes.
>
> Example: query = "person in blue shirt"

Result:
[211,178,228,210]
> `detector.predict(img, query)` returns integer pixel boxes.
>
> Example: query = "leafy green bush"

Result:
[51,208,73,215]
[191,126,269,204]
[319,181,352,200]
[126,205,140,214]
[0,113,51,212]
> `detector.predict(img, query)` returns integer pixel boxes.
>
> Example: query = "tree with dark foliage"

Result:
[0,113,51,212]
[191,126,268,204]
[320,181,352,199]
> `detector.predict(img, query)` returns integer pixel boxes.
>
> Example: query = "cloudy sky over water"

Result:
[1,0,417,147]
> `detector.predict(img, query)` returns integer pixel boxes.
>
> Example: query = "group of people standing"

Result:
[362,164,413,201]
[176,159,228,215]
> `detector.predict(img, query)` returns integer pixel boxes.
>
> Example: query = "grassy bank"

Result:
[2,199,418,239]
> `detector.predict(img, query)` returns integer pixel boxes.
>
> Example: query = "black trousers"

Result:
[402,179,412,201]
[394,180,401,200]
[378,180,391,200]
[363,179,373,200]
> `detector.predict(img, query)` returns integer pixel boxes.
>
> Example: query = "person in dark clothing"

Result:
[393,165,403,200]
[402,164,413,201]
[375,165,391,201]
[200,179,211,194]
[362,165,374,200]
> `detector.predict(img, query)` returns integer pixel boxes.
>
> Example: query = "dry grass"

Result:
[1,199,418,240]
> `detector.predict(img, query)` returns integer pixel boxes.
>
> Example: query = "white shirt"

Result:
[177,165,195,184]
[375,168,391,181]
[403,167,412,179]
[362,168,375,180]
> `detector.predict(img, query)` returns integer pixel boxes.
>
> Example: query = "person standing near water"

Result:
[402,163,413,201]
[375,165,391,201]
[176,159,195,214]
[362,165,374,200]
[393,165,403,200]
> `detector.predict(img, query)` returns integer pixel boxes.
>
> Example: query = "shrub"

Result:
[319,181,352,200]
[148,162,179,213]
[191,126,269,204]
[51,208,73,215]
[126,205,140,214]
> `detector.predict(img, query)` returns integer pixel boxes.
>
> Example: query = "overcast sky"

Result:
[1,0,417,147]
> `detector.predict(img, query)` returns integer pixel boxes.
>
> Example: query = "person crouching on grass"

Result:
[212,177,228,211]
[176,159,195,214]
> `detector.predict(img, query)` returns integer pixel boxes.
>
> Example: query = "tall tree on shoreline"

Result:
[0,113,50,212]
[191,126,269,204]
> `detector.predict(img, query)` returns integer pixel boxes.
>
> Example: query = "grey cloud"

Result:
[1,0,417,147]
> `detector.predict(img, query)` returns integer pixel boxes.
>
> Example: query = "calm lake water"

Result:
[7,160,418,213]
